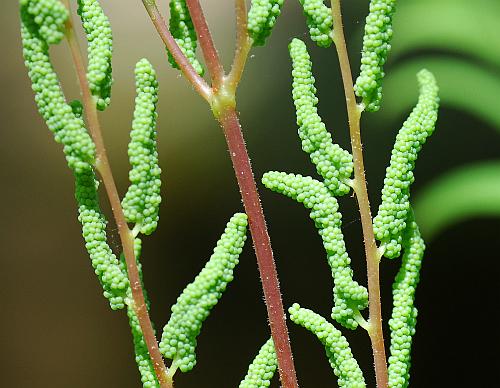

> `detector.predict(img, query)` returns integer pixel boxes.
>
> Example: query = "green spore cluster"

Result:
[289,38,353,196]
[247,0,284,46]
[75,167,129,310]
[289,304,366,388]
[388,216,424,388]
[167,0,204,75]
[122,59,161,236]
[373,69,439,259]
[298,0,333,48]
[159,213,248,372]
[69,100,84,118]
[239,337,277,388]
[77,0,113,110]
[262,172,368,329]
[354,0,397,112]
[20,0,68,44]
[20,4,95,173]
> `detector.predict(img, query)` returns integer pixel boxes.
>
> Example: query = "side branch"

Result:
[185,0,225,89]
[218,107,299,388]
[330,1,388,387]
[227,0,252,92]
[141,0,212,100]
[63,4,171,387]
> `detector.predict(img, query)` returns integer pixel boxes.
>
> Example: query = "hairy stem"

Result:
[141,0,212,101]
[218,107,299,388]
[330,1,389,387]
[63,3,172,387]
[186,2,298,385]
[142,1,299,386]
[185,0,224,90]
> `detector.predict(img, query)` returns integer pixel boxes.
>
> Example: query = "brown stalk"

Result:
[218,107,299,388]
[142,0,212,101]
[140,1,299,386]
[330,1,389,387]
[62,2,172,387]
[185,0,224,90]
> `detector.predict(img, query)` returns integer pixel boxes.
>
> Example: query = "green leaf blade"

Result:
[414,161,500,240]
[380,57,500,131]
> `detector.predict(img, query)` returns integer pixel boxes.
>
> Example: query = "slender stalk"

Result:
[218,107,299,388]
[185,0,224,90]
[227,0,253,92]
[62,3,172,387]
[142,1,299,386]
[330,1,389,387]
[141,0,212,101]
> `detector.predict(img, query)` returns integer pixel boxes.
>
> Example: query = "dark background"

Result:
[1,0,499,387]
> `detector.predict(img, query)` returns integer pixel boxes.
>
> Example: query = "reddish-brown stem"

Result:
[330,1,388,387]
[185,0,224,90]
[141,0,212,101]
[63,3,171,387]
[218,108,299,388]
[186,4,299,387]
[141,1,299,386]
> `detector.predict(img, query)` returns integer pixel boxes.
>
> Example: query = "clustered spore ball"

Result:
[69,100,84,118]
[289,304,366,388]
[239,338,277,388]
[168,0,204,75]
[247,0,284,46]
[289,38,353,196]
[75,168,129,310]
[354,0,397,112]
[373,69,439,259]
[20,0,68,44]
[21,4,96,173]
[262,172,368,329]
[122,59,161,236]
[159,213,248,372]
[298,0,333,48]
[77,0,113,110]
[388,217,424,388]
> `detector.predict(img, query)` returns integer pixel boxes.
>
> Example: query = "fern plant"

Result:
[18,0,447,387]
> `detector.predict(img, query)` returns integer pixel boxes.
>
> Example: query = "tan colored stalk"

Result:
[330,1,389,387]
[62,2,172,387]
[226,0,253,92]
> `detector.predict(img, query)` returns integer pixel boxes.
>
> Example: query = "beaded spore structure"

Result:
[20,0,439,387]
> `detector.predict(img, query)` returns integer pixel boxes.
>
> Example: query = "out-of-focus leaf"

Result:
[391,0,500,68]
[378,57,500,130]
[414,161,500,239]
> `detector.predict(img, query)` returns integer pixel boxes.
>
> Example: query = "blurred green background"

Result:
[2,0,499,387]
